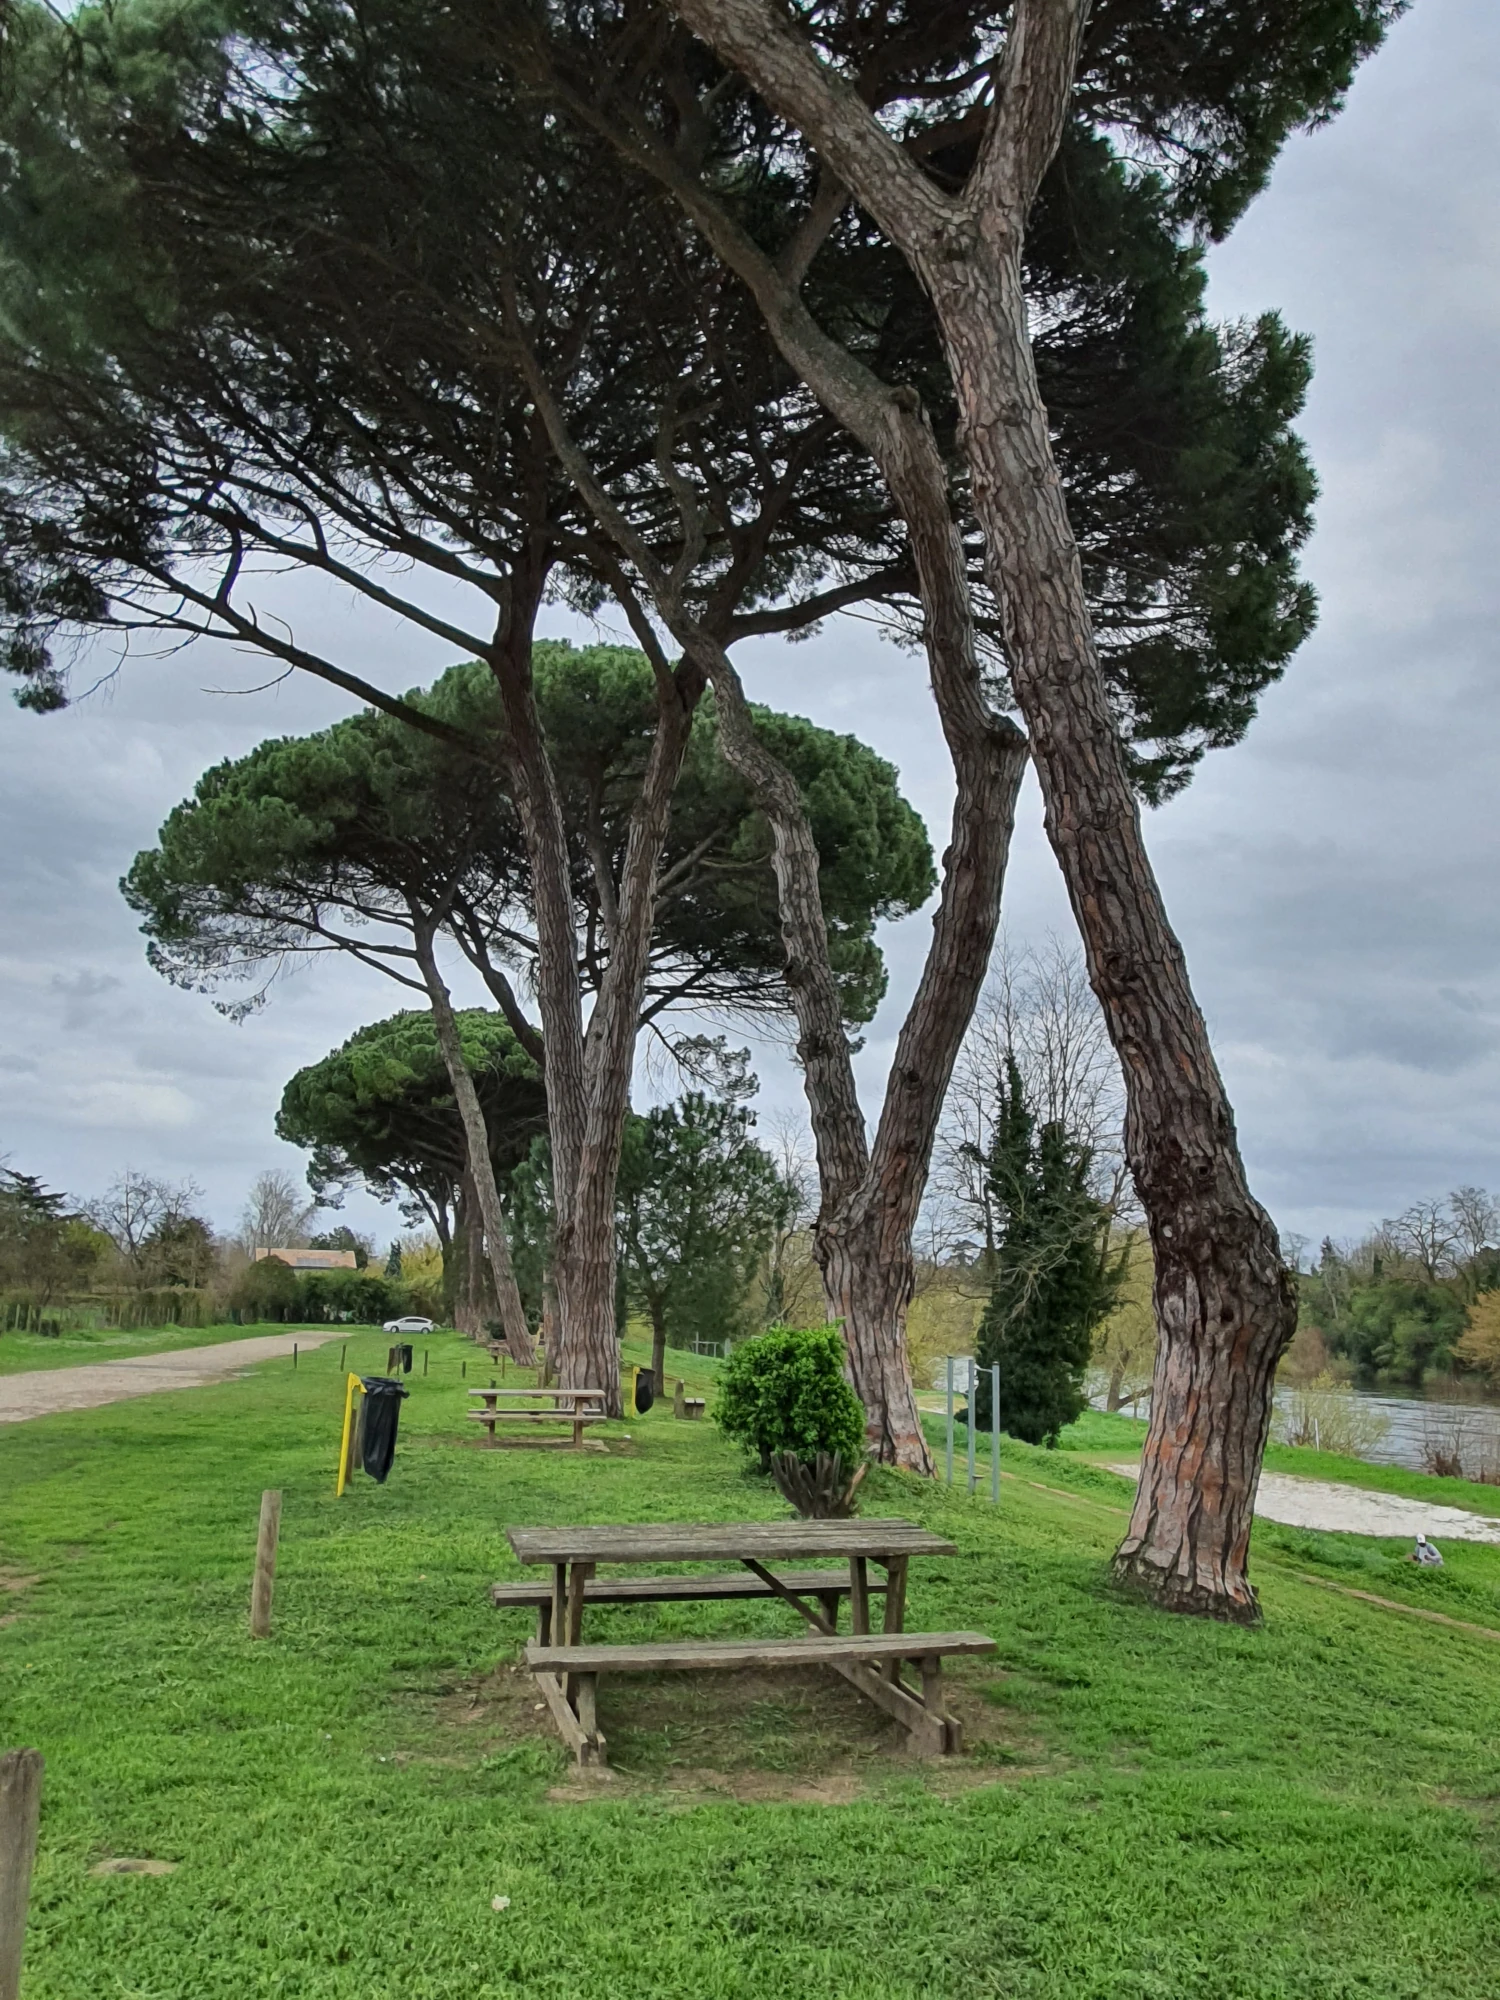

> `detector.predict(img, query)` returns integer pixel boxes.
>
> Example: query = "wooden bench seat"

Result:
[491,1567,889,1637]
[466,1410,606,1422]
[524,1629,995,1763]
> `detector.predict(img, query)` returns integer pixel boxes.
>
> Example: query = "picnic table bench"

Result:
[501,1518,991,1765]
[468,1386,606,1449]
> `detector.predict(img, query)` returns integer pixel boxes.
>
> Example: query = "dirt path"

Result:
[0,1331,346,1426]
[1105,1462,1500,1545]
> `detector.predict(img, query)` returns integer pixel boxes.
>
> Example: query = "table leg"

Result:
[575,1672,598,1745]
[550,1563,567,1661]
[849,1556,870,1635]
[880,1556,908,1681]
[566,1561,593,1646]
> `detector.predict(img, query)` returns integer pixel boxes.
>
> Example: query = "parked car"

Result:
[382,1315,435,1335]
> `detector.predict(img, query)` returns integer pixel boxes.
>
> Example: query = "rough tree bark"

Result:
[452,1171,488,1338]
[518,305,1025,1471]
[666,0,1297,1618]
[532,69,1029,1469]
[484,560,703,1414]
[413,920,536,1364]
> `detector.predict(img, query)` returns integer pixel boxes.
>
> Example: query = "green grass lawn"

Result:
[4,1331,1500,1998]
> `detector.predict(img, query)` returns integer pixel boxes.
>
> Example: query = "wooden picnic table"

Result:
[468,1386,606,1449]
[504,1517,984,1765]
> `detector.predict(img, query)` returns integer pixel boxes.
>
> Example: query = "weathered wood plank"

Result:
[880,1555,909,1680]
[507,1519,956,1565]
[830,1657,947,1756]
[469,1389,605,1403]
[532,1672,599,1764]
[0,1748,43,2000]
[849,1555,870,1635]
[490,1569,891,1609]
[466,1411,606,1423]
[525,1631,994,1673]
[741,1558,835,1635]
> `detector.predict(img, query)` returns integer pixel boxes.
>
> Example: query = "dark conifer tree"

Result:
[970,1057,1122,1446]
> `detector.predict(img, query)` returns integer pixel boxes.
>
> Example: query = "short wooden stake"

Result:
[340,1342,347,1371]
[293,1343,299,1370]
[0,1747,43,2000]
[250,1490,282,1639]
[423,1349,429,1376]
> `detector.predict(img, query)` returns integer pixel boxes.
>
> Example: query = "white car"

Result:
[382,1315,435,1335]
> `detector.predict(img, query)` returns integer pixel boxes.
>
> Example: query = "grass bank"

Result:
[3,1331,1499,1997]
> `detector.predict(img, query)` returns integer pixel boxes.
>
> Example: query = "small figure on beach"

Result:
[1411,1534,1444,1566]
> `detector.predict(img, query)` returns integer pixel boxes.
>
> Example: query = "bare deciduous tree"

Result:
[86,1171,207,1282]
[239,1172,317,1259]
[931,936,1128,1270]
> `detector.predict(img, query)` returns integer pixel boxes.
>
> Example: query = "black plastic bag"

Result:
[359,1375,409,1483]
[634,1371,655,1415]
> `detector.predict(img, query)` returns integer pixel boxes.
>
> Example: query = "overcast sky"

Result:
[1,0,1495,1251]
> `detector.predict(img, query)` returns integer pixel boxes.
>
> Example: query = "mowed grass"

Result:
[3,1332,1500,1998]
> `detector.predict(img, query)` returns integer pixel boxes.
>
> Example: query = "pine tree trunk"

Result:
[485,568,703,1418]
[453,1173,487,1339]
[664,0,1296,1615]
[917,237,1293,1618]
[540,1267,561,1386]
[414,925,535,1366]
[816,1210,928,1466]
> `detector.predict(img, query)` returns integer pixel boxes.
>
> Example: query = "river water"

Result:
[1329,1384,1500,1476]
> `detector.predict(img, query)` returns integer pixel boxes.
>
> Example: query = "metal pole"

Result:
[945,1357,954,1486]
[293,1342,298,1370]
[967,1358,977,1494]
[423,1349,429,1377]
[991,1363,1001,1504]
[0,1748,43,2000]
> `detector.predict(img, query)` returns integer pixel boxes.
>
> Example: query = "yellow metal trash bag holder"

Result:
[335,1373,367,1496]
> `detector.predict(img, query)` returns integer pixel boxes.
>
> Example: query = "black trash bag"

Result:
[359,1375,409,1483]
[634,1371,655,1415]
[399,1342,414,1374]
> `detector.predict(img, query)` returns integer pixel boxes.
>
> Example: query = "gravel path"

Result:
[1105,1462,1500,1544]
[0,1331,346,1425]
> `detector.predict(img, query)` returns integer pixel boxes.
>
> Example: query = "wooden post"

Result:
[250,1491,282,1639]
[0,1748,43,2000]
[849,1557,870,1635]
[673,1379,686,1419]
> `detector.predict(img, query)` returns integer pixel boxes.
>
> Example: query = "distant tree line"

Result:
[1299,1189,1500,1386]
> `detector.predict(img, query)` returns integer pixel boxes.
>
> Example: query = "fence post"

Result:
[991,1363,1001,1505]
[945,1357,955,1486]
[250,1491,282,1639]
[967,1358,978,1494]
[0,1747,43,2000]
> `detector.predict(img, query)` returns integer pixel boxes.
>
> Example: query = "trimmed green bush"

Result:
[715,1325,866,1470]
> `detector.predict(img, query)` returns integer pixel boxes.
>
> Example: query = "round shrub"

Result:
[715,1325,867,1470]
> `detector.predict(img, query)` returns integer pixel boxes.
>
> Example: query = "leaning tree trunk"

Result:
[919,195,1294,1622]
[414,926,536,1366]
[664,0,1295,1618]
[453,1172,494,1339]
[521,317,1017,1468]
